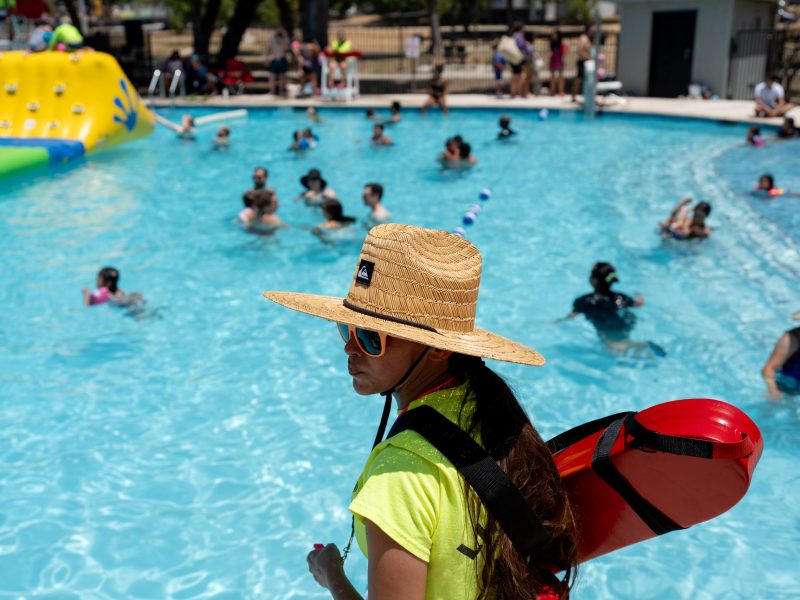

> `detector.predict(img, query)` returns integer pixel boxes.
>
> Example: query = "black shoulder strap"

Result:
[387,405,551,559]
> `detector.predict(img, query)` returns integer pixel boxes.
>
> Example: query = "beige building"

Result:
[615,0,774,98]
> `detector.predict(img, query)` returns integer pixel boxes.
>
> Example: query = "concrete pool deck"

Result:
[150,94,800,126]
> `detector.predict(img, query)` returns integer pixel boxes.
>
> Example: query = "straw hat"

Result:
[263,224,544,366]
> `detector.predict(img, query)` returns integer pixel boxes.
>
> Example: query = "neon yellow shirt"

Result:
[349,382,486,600]
[332,39,352,53]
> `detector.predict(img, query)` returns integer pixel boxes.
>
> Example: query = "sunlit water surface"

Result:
[1,107,799,599]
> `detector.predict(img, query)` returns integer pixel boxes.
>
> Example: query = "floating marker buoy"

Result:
[469,204,481,215]
[479,188,491,201]
[452,227,466,237]
[463,211,477,226]
[538,109,549,121]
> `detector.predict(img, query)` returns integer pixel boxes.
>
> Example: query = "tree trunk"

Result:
[218,0,264,64]
[275,0,295,39]
[300,0,329,48]
[192,0,223,58]
[427,0,442,58]
[63,0,83,36]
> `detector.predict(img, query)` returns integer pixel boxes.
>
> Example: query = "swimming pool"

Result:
[1,107,798,599]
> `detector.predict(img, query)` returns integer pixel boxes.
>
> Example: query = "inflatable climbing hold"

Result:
[548,398,763,562]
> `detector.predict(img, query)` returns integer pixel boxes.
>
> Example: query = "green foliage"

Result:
[157,0,236,31]
[567,0,598,24]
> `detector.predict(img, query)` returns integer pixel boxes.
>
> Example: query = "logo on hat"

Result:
[356,260,375,286]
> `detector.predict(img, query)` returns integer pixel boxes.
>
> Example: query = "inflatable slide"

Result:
[0,50,154,179]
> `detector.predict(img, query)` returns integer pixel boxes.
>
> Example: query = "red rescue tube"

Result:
[550,399,763,562]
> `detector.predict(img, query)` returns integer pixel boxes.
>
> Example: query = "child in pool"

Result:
[213,126,230,149]
[754,174,784,197]
[178,115,196,140]
[660,197,712,239]
[747,126,764,147]
[83,267,142,307]
[498,115,516,139]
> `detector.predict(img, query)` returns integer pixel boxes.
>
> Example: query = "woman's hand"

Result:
[307,543,347,591]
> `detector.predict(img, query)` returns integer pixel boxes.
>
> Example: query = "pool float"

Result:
[0,50,154,179]
[389,398,762,564]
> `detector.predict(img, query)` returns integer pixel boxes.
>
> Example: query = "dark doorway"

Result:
[648,11,697,97]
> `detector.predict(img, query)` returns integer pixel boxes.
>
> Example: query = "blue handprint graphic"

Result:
[112,79,138,132]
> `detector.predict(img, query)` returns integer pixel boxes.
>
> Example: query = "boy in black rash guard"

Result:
[557,262,666,357]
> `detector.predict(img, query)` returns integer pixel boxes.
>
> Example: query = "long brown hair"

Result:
[449,353,579,599]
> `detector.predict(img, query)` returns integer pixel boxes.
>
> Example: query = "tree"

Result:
[427,0,442,57]
[191,0,224,57]
[300,0,329,47]
[218,0,265,63]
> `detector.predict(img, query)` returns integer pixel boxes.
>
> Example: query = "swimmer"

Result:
[437,136,462,163]
[363,182,391,224]
[762,326,800,398]
[82,267,142,307]
[498,115,516,139]
[365,108,379,120]
[178,115,196,140]
[440,137,477,170]
[660,197,712,240]
[746,126,764,147]
[241,188,285,232]
[778,117,798,139]
[389,100,402,123]
[213,126,230,149]
[296,168,337,206]
[290,130,311,151]
[307,106,323,123]
[312,198,356,237]
[556,262,665,357]
[371,123,393,146]
[754,174,784,197]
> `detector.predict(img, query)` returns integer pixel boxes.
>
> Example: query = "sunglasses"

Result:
[337,323,387,357]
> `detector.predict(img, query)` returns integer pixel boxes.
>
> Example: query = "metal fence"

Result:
[145,25,619,96]
[728,29,800,101]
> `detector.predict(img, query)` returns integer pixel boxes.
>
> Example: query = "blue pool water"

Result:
[1,107,799,599]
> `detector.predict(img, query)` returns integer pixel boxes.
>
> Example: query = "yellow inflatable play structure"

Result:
[0,50,155,179]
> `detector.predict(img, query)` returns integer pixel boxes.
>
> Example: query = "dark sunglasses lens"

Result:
[356,328,382,356]
[337,323,350,343]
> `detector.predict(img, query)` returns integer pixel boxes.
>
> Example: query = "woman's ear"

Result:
[427,347,452,362]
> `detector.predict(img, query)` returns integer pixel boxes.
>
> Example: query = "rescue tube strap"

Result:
[547,411,632,453]
[388,405,552,559]
[591,417,685,536]
[625,413,754,460]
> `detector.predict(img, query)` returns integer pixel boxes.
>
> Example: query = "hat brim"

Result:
[263,291,545,367]
[300,176,327,189]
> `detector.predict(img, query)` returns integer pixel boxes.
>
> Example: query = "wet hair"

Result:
[365,182,383,200]
[460,142,472,159]
[366,108,375,118]
[452,134,464,144]
[374,123,384,133]
[217,127,230,137]
[98,267,120,293]
[254,166,268,178]
[589,262,618,293]
[747,125,760,137]
[499,115,511,128]
[303,128,315,137]
[390,101,401,113]
[694,201,711,219]
[293,130,302,141]
[760,174,775,189]
[449,354,579,599]
[434,64,444,77]
[322,199,356,223]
